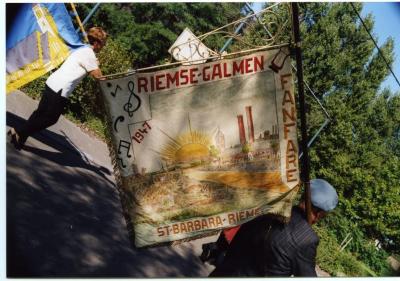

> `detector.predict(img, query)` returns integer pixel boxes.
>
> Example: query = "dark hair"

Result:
[299,197,325,213]
[311,205,324,213]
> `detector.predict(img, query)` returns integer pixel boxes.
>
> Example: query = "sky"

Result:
[252,2,400,94]
[362,2,400,93]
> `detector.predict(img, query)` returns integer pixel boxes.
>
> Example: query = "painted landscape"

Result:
[124,102,288,224]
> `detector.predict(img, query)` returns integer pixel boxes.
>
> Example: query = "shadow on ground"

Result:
[6,112,111,182]
[7,113,212,277]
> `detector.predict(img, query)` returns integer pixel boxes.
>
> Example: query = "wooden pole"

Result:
[70,3,89,43]
[291,3,312,224]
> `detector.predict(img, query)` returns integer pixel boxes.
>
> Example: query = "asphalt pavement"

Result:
[6,90,216,277]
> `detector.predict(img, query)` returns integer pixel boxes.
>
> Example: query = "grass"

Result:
[315,226,375,276]
[315,227,400,276]
[63,113,107,141]
[21,82,107,142]
[357,262,378,277]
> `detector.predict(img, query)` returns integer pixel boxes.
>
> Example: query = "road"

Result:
[6,90,216,277]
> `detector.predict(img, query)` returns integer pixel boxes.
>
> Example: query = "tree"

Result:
[298,3,399,253]
[243,2,400,255]
[76,3,245,67]
[23,2,399,256]
[23,3,246,138]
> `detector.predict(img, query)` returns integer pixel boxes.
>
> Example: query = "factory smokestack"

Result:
[237,115,246,145]
[245,106,254,143]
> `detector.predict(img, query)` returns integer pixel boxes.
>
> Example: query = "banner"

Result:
[6,3,84,93]
[100,48,300,247]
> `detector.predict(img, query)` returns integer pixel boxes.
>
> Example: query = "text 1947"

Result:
[132,121,152,144]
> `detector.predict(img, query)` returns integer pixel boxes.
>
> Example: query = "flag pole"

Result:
[291,3,312,224]
[70,3,89,43]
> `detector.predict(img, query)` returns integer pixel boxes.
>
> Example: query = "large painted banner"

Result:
[100,48,300,247]
[6,3,84,93]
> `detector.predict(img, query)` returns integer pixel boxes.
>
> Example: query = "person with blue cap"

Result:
[209,178,338,277]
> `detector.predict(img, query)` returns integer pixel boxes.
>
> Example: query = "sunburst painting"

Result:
[102,49,299,247]
[126,70,290,225]
[160,122,211,166]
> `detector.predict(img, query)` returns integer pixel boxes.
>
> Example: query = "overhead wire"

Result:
[350,2,400,89]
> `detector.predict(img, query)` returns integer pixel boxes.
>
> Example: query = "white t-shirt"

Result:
[46,46,99,98]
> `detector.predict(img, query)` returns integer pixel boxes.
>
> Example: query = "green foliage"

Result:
[297,2,400,255]
[320,212,394,275]
[358,242,392,275]
[21,3,399,273]
[315,225,371,276]
[77,3,244,67]
[244,1,400,274]
[22,74,49,100]
[71,38,134,139]
[24,3,245,140]
[22,2,246,141]
[69,38,134,122]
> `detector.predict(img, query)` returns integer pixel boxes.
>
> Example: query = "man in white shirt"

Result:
[9,27,107,150]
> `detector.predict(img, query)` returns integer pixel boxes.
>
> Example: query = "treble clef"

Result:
[124,81,141,117]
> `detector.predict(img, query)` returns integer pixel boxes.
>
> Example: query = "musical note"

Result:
[113,116,125,132]
[124,81,141,117]
[107,83,122,98]
[118,140,132,158]
[269,48,290,73]
[117,157,126,168]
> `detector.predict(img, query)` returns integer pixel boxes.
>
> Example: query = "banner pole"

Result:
[70,3,89,43]
[291,3,312,224]
[82,3,101,27]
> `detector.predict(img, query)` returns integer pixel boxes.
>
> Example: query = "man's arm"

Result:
[89,68,104,80]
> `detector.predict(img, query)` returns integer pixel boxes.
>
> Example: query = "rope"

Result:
[350,2,400,89]
[198,2,281,40]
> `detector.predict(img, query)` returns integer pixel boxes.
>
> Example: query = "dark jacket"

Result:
[209,206,319,277]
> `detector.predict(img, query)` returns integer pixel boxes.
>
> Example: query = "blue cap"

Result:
[310,179,338,212]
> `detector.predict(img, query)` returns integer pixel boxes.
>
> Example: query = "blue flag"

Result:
[6,3,85,93]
